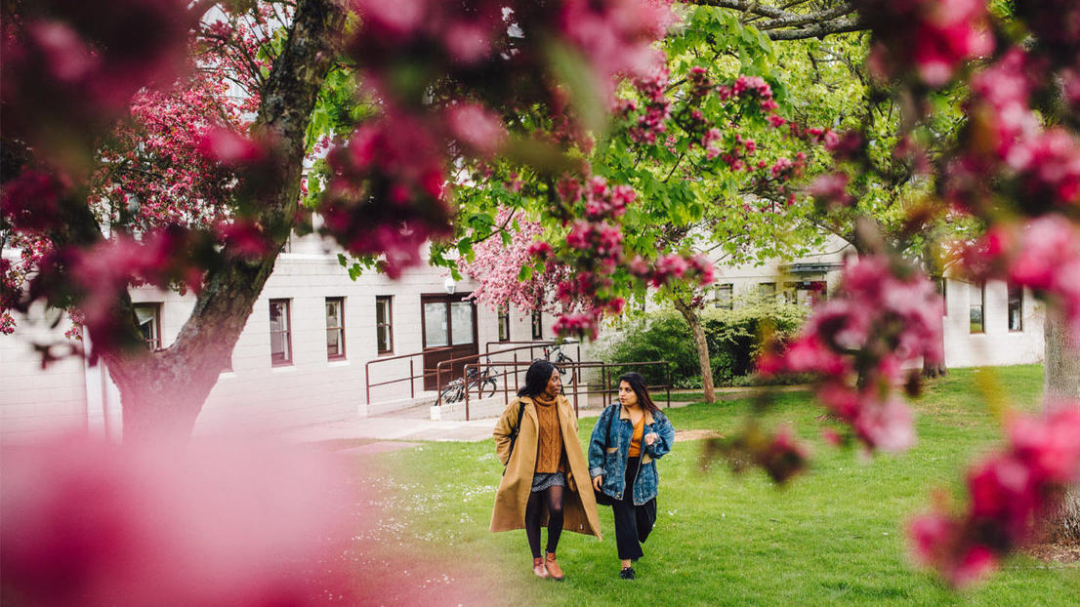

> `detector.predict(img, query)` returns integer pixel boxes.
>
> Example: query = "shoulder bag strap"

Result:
[503,399,527,475]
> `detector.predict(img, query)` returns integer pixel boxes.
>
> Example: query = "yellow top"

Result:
[627,414,645,458]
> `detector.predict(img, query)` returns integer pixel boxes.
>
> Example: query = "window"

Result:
[969,283,985,334]
[758,282,776,302]
[1008,283,1023,332]
[531,309,543,340]
[936,277,947,316]
[376,296,393,354]
[134,303,162,351]
[714,284,734,310]
[326,297,345,360]
[498,306,511,342]
[269,299,292,365]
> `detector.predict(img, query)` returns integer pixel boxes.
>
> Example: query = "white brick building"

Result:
[1,233,557,442]
[1,234,1044,442]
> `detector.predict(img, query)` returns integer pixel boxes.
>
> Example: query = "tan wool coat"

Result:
[489,395,602,539]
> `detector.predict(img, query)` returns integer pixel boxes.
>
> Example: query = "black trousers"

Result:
[611,456,657,561]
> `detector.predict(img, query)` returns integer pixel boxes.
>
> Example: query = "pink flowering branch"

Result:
[758,254,944,453]
[909,404,1080,588]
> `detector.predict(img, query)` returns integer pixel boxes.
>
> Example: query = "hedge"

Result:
[597,301,808,389]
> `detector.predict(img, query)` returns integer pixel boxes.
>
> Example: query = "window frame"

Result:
[758,282,777,303]
[531,309,543,340]
[269,298,293,366]
[325,297,346,361]
[376,296,394,355]
[498,305,511,342]
[1007,283,1023,332]
[133,302,162,351]
[969,283,985,334]
[714,283,734,310]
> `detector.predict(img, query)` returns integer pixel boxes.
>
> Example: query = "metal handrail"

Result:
[364,345,453,404]
[434,342,570,401]
[458,359,672,421]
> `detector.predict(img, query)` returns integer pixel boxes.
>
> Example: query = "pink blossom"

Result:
[446,103,506,155]
[197,128,267,166]
[1,435,356,606]
[806,172,853,207]
[443,20,492,63]
[908,402,1080,587]
[353,0,427,37]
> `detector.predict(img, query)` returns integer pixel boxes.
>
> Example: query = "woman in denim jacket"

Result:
[588,372,675,579]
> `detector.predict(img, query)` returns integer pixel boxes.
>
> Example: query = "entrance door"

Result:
[421,294,478,391]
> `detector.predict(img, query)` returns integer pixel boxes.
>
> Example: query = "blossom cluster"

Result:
[758,255,944,453]
[1,0,190,166]
[965,216,1080,343]
[322,0,677,280]
[908,403,1080,587]
[319,116,455,279]
[456,210,569,314]
[857,0,994,87]
[1,435,357,605]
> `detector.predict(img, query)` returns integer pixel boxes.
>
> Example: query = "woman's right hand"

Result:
[592,475,603,491]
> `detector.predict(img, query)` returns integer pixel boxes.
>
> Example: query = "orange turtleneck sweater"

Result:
[532,393,566,474]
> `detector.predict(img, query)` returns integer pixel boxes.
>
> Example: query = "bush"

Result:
[598,301,808,388]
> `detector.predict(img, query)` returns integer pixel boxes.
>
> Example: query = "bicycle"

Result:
[541,342,576,384]
[439,357,499,405]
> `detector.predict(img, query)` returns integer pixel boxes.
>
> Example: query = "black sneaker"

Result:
[619,567,635,580]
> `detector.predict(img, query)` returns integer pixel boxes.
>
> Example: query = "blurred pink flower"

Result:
[1,435,356,606]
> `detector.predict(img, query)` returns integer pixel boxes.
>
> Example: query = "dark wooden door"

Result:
[421,293,478,391]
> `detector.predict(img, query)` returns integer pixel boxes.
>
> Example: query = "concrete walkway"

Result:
[282,385,809,448]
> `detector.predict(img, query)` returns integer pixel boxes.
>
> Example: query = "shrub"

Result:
[598,301,808,388]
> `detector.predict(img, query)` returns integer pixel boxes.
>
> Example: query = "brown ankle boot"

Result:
[532,557,549,578]
[545,552,564,581]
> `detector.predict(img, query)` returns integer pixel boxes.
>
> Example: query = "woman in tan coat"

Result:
[491,360,601,580]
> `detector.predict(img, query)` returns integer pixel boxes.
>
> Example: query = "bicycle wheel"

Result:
[440,380,464,404]
[480,379,497,398]
[556,353,576,383]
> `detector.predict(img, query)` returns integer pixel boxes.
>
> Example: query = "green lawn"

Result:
[345,366,1079,606]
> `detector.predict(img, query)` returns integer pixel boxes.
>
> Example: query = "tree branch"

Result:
[689,1,868,40]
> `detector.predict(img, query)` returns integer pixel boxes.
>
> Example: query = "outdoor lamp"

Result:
[444,277,457,295]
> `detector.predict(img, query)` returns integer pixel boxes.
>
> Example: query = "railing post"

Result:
[464,363,470,421]
[409,359,415,399]
[572,362,579,418]
[365,361,371,405]
[665,362,671,409]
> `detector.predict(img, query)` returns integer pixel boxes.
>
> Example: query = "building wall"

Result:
[0,302,89,442]
[2,233,1045,440]
[942,279,1044,368]
[0,234,558,440]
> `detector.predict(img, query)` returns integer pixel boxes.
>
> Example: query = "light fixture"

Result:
[443,276,457,295]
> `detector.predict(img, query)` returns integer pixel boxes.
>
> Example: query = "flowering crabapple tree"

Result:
[458,8,841,402]
[2,0,713,441]
[723,0,1080,585]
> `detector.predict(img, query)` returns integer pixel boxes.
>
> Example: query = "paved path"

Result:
[283,385,809,448]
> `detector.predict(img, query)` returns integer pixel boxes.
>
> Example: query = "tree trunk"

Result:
[673,298,716,404]
[1044,308,1080,543]
[921,326,947,378]
[100,0,347,443]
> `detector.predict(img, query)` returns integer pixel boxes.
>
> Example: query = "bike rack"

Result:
[434,342,577,407]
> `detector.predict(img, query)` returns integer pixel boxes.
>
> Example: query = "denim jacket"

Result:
[588,403,675,506]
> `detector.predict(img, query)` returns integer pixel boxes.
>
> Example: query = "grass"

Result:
[345,366,1079,606]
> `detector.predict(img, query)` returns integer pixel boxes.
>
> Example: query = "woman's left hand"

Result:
[644,432,658,446]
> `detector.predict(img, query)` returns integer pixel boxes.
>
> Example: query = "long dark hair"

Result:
[619,372,660,415]
[518,360,557,397]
